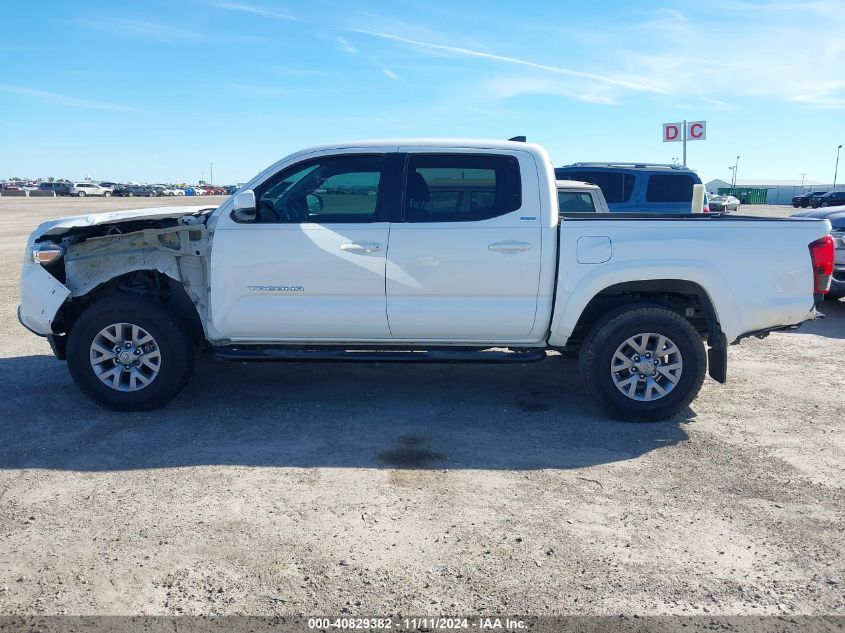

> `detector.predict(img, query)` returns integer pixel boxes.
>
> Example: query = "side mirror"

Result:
[232,189,257,221]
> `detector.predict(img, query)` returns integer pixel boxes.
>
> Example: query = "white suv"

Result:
[68,182,112,197]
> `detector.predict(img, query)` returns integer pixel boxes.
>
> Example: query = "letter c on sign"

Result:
[689,123,704,139]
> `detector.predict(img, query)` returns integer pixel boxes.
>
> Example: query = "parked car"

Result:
[185,186,204,196]
[556,180,610,213]
[708,194,740,213]
[152,185,181,196]
[18,139,834,420]
[68,182,112,197]
[38,182,72,196]
[793,205,845,299]
[554,162,704,214]
[792,190,827,208]
[811,191,845,208]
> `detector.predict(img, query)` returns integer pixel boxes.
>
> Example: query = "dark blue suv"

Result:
[555,162,705,214]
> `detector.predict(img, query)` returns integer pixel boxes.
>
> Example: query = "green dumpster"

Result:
[718,187,768,204]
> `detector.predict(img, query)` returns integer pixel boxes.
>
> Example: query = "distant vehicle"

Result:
[793,205,845,299]
[68,182,112,197]
[554,162,704,214]
[3,183,21,190]
[99,182,120,189]
[185,186,204,196]
[38,182,71,196]
[152,185,182,196]
[115,185,157,197]
[708,194,740,213]
[556,180,610,213]
[793,190,828,208]
[811,191,845,208]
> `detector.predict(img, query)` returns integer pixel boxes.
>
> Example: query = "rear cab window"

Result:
[646,174,696,202]
[557,191,596,213]
[558,170,634,204]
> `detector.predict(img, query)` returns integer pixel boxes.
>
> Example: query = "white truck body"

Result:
[18,139,833,418]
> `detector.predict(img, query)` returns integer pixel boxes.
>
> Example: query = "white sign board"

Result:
[687,120,706,140]
[663,121,707,142]
[663,122,683,143]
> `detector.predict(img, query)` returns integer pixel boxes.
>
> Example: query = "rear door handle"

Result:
[341,242,383,254]
[488,240,530,254]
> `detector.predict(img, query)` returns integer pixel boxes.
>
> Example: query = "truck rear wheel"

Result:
[579,305,706,421]
[67,295,194,411]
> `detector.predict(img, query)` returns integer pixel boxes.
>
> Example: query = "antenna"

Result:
[508,136,526,142]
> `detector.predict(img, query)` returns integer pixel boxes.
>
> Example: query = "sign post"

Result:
[663,120,706,166]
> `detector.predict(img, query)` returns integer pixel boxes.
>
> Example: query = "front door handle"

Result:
[488,240,530,254]
[341,242,383,254]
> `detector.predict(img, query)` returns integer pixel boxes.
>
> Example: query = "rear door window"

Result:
[404,154,521,222]
[646,174,696,202]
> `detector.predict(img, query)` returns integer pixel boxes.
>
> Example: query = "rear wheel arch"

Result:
[566,279,723,351]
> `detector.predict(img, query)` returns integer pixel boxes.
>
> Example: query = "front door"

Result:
[209,153,392,342]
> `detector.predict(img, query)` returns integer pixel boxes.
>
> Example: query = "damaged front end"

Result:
[19,206,215,355]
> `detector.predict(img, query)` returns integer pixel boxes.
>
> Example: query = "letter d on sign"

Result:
[663,122,682,142]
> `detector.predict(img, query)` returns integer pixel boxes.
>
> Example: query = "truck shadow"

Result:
[0,354,693,472]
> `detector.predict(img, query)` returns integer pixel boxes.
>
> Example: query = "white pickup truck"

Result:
[19,139,835,420]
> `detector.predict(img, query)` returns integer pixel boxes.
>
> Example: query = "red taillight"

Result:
[703,205,710,213]
[809,235,834,294]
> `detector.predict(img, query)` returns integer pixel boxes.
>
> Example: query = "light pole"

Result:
[728,166,735,189]
[801,173,806,189]
[210,162,214,186]
[834,145,842,191]
[731,155,740,189]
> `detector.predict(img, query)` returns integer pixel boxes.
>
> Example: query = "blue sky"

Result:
[1,0,843,185]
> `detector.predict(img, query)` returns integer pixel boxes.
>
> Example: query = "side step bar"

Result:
[213,346,547,364]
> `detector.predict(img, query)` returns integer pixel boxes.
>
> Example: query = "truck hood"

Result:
[30,205,217,242]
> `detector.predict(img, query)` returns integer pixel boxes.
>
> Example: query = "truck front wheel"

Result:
[579,305,706,421]
[67,296,194,411]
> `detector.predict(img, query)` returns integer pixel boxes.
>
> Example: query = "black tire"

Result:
[792,202,800,208]
[67,295,194,411]
[104,191,112,197]
[579,305,707,421]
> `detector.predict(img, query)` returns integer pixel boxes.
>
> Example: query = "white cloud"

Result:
[211,2,296,21]
[0,84,138,112]
[382,69,401,80]
[108,18,207,42]
[481,75,616,105]
[336,36,357,54]
[349,28,668,95]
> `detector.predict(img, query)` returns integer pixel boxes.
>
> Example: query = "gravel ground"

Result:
[0,198,842,616]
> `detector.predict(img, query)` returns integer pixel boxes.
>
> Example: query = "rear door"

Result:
[385,149,543,341]
[209,152,394,341]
